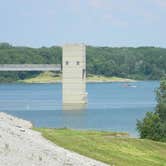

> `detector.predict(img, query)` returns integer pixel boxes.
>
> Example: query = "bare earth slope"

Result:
[0,112,108,166]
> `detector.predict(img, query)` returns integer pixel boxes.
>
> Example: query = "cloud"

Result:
[103,13,113,21]
[103,13,129,27]
[87,1,129,27]
[47,10,57,16]
[89,0,104,8]
[140,10,160,23]
[153,0,166,7]
[70,0,81,8]
[89,0,112,9]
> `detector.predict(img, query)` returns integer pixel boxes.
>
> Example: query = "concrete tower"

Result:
[62,44,87,104]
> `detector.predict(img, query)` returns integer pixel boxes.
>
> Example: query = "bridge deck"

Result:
[0,64,61,71]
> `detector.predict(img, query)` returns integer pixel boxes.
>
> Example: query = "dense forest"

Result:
[0,42,166,82]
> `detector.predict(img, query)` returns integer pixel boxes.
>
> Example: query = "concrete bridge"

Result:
[0,44,87,105]
[0,64,61,71]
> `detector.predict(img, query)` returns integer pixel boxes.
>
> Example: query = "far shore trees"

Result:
[0,43,166,82]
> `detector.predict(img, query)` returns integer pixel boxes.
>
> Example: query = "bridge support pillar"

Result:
[62,44,87,105]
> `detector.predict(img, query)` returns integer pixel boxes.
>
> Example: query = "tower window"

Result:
[76,61,80,65]
[82,69,86,79]
[65,61,69,65]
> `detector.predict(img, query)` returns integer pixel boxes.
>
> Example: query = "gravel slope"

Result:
[0,112,108,166]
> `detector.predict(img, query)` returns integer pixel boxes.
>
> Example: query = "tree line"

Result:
[0,42,166,82]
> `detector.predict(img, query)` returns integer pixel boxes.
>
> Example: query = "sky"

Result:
[0,0,166,48]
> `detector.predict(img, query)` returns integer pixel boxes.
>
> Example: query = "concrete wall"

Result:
[62,44,87,104]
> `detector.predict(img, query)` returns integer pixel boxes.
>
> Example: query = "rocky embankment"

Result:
[0,112,108,166]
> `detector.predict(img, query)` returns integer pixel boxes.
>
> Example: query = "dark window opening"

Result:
[66,61,69,65]
[76,61,80,65]
[82,69,86,79]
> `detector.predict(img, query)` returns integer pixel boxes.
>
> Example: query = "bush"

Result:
[137,78,166,142]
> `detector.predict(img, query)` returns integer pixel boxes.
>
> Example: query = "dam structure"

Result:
[0,44,87,105]
[62,44,87,105]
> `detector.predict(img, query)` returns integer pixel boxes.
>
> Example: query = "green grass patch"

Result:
[87,74,135,82]
[18,71,61,83]
[19,72,135,83]
[34,128,166,166]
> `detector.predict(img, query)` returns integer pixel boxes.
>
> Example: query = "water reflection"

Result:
[62,104,87,111]
[62,104,87,129]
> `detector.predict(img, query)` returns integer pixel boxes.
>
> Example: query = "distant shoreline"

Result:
[18,72,136,84]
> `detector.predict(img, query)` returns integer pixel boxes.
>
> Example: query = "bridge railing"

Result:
[0,64,61,71]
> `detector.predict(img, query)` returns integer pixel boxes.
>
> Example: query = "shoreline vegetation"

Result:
[35,128,166,166]
[1,44,166,82]
[18,72,136,83]
[0,44,166,83]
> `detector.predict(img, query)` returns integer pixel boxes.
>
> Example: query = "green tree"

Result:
[137,78,166,142]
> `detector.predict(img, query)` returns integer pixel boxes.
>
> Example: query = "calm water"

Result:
[0,81,159,136]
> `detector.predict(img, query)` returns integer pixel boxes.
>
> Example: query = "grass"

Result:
[34,128,166,166]
[87,74,135,82]
[18,72,61,83]
[19,72,135,83]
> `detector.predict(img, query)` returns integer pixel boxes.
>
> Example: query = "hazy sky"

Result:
[0,0,166,47]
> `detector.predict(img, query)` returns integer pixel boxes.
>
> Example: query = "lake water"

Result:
[0,81,159,136]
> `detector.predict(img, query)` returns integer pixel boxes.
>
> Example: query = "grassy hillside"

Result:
[35,128,166,166]
[18,72,61,83]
